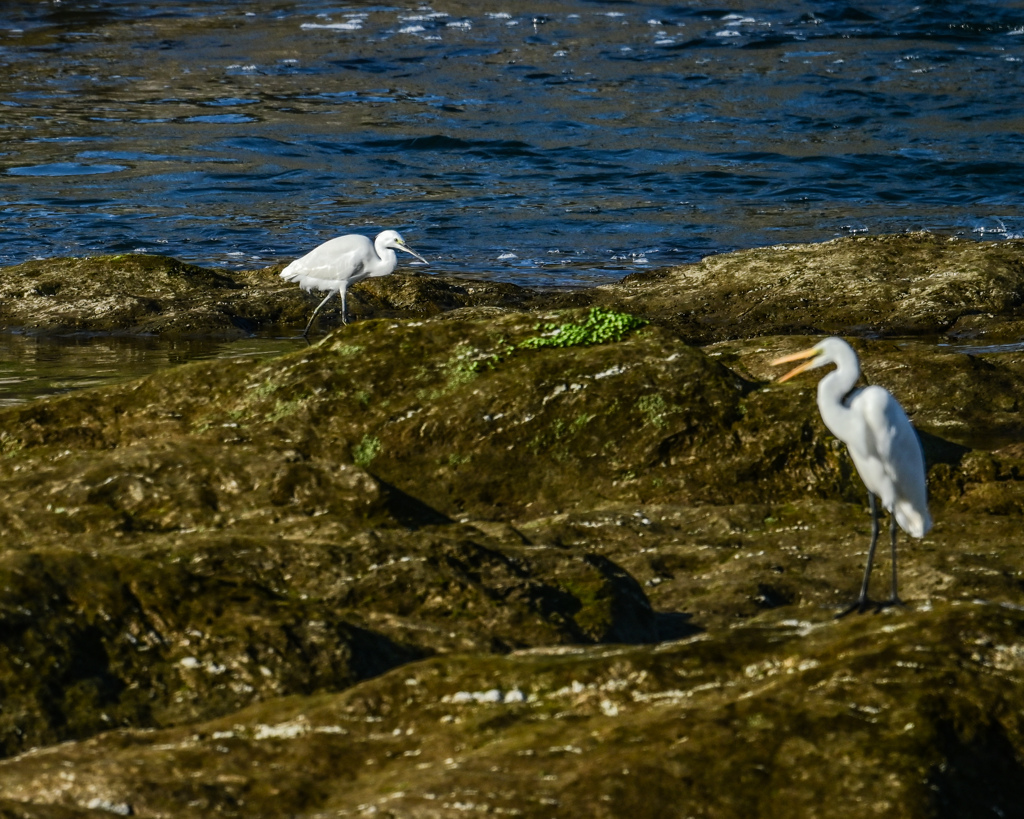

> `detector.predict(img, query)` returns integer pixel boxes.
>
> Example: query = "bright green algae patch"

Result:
[518,306,648,349]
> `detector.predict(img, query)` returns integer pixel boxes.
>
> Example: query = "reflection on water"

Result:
[0,333,306,407]
[945,340,1024,355]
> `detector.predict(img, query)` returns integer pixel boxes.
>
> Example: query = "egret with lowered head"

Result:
[771,337,932,617]
[281,230,428,336]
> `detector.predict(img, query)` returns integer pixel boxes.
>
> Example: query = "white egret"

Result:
[280,230,428,336]
[771,337,932,617]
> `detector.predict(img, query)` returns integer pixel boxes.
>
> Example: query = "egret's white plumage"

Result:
[772,337,932,616]
[281,230,427,336]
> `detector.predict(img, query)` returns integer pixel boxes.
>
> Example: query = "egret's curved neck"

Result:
[815,346,861,438]
[370,237,398,275]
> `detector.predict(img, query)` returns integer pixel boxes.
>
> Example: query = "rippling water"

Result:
[2,1,1023,288]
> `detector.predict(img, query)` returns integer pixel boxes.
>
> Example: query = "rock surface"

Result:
[0,255,543,338]
[0,234,1022,816]
[606,232,1024,342]
[3,232,1024,341]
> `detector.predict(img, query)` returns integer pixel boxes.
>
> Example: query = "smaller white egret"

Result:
[771,337,932,617]
[281,230,428,336]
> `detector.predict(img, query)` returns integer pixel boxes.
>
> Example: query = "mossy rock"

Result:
[0,310,865,519]
[0,287,1023,813]
[1,603,1022,817]
[0,255,543,337]
[603,233,1024,342]
[0,545,429,758]
[4,234,1024,341]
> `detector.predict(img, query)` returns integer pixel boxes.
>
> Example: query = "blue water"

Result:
[1,1,1024,287]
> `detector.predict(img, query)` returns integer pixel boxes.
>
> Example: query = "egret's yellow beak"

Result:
[770,346,821,384]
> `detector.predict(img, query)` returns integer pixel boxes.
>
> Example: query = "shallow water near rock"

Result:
[0,332,306,407]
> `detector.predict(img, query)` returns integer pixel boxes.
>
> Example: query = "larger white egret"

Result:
[281,230,428,336]
[771,337,932,617]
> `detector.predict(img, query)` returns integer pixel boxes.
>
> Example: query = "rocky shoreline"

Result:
[0,233,1022,817]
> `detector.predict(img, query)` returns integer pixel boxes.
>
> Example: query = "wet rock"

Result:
[4,313,709,754]
[1,238,1023,815]
[0,255,258,337]
[353,271,542,319]
[0,313,860,520]
[1,603,1022,818]
[0,547,422,759]
[0,517,657,758]
[0,255,543,338]
[0,799,93,818]
[603,232,1024,342]
[5,234,1023,341]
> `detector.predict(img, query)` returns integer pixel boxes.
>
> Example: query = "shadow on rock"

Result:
[927,712,1024,819]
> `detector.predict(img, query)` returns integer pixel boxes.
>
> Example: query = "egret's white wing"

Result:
[857,385,932,537]
[281,235,373,292]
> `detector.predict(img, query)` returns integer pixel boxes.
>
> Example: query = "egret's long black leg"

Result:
[303,290,337,337]
[881,512,906,610]
[837,492,880,618]
[339,282,349,326]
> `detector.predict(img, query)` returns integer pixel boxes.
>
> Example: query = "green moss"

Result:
[443,343,514,390]
[0,432,23,457]
[267,398,304,423]
[353,435,382,467]
[637,393,671,429]
[249,379,280,400]
[331,343,365,357]
[572,413,594,432]
[519,307,648,349]
[525,414,595,457]
[446,355,482,389]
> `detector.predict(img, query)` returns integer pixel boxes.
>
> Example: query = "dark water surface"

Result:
[2,0,1024,287]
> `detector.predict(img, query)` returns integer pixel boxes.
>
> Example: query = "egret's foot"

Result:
[875,596,906,613]
[835,598,871,619]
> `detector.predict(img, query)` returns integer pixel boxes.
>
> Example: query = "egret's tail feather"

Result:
[895,500,932,538]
